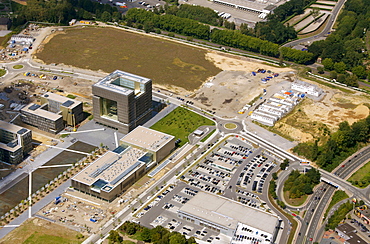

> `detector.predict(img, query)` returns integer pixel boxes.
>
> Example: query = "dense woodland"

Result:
[293,115,370,171]
[283,168,320,199]
[308,0,370,80]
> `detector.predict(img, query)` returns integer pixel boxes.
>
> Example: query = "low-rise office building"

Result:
[0,121,32,164]
[120,126,175,164]
[40,92,84,126]
[21,103,64,134]
[72,126,175,201]
[21,93,83,134]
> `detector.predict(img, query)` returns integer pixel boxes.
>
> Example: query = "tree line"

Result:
[108,221,196,244]
[11,0,121,27]
[293,115,370,171]
[283,168,320,199]
[125,8,313,64]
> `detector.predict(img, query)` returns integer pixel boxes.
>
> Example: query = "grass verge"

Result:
[284,191,308,206]
[324,190,349,218]
[150,106,215,146]
[347,161,370,188]
[13,64,23,69]
[200,129,216,142]
[0,68,5,77]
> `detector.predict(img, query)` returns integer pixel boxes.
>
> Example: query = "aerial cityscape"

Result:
[0,0,368,243]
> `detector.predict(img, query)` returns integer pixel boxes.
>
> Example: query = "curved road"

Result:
[283,0,346,48]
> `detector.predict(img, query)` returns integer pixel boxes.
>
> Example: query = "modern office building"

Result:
[178,192,279,243]
[0,121,32,164]
[120,126,175,163]
[92,70,152,134]
[21,93,83,134]
[72,127,175,201]
[40,92,84,126]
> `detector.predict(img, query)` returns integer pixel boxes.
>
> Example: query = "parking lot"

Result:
[133,135,282,243]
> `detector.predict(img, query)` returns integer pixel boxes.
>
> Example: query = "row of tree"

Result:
[109,221,196,244]
[293,115,370,171]
[283,168,320,199]
[11,0,122,27]
[125,8,312,63]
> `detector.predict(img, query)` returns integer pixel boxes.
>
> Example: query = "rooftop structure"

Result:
[335,223,356,240]
[92,70,152,134]
[178,192,279,238]
[22,103,62,121]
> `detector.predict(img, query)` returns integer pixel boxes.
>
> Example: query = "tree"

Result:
[169,232,186,244]
[351,65,366,79]
[101,11,112,22]
[140,228,152,242]
[108,230,123,243]
[334,62,347,74]
[345,74,359,87]
[330,71,337,79]
[310,7,320,22]
[322,58,334,70]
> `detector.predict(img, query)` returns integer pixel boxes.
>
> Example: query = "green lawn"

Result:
[0,68,5,77]
[23,233,81,244]
[324,190,349,218]
[13,64,23,69]
[150,106,215,146]
[348,161,370,188]
[284,191,308,206]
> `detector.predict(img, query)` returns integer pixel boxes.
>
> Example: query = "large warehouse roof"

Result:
[179,192,278,234]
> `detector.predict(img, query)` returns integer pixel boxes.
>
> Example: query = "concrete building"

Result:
[72,127,175,201]
[0,121,32,164]
[92,70,152,134]
[291,80,323,97]
[178,192,279,243]
[120,126,175,164]
[40,92,84,126]
[335,223,356,240]
[21,103,64,134]
[72,149,148,202]
[21,93,83,134]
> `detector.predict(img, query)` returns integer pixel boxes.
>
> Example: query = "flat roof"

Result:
[178,192,278,234]
[212,0,269,12]
[0,120,30,134]
[336,223,355,234]
[21,103,62,121]
[211,159,235,171]
[73,148,146,190]
[42,92,81,109]
[93,70,151,96]
[120,126,174,152]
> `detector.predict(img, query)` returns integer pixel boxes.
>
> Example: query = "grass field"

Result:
[150,106,214,146]
[0,218,83,244]
[348,161,370,188]
[284,191,308,206]
[324,190,349,218]
[35,26,222,91]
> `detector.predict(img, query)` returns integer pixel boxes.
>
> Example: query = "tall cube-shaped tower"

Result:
[92,70,152,134]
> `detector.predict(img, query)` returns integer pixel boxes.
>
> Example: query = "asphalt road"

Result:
[283,0,346,48]
[298,146,370,243]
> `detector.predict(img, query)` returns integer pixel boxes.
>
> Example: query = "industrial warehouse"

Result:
[72,126,175,201]
[178,192,279,243]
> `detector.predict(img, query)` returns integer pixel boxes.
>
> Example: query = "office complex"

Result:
[21,92,83,134]
[0,121,32,164]
[92,70,152,134]
[71,127,175,201]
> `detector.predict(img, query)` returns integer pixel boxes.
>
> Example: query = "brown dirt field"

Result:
[275,82,370,143]
[34,26,222,91]
[0,218,82,244]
